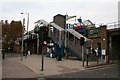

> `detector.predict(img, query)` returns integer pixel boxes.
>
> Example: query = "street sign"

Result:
[90,29,99,34]
[43,41,47,45]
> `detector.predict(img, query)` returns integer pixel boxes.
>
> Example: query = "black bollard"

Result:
[97,56,99,64]
[2,52,5,60]
[86,55,88,66]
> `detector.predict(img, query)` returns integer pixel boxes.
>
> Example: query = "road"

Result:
[39,64,120,80]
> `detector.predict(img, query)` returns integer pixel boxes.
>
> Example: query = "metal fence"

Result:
[106,21,120,29]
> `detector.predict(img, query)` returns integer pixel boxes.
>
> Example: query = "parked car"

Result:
[5,45,13,52]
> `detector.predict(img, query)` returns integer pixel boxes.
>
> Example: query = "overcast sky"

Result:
[0,0,119,31]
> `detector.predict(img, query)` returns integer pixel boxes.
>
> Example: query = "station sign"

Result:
[90,29,99,34]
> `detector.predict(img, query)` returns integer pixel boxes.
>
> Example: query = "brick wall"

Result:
[88,26,108,54]
[53,14,66,29]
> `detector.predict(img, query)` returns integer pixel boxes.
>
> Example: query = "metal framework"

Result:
[66,29,90,42]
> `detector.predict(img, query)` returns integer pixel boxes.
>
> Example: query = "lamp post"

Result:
[21,13,29,33]
[26,13,29,34]
[21,13,25,61]
[21,13,29,58]
[26,13,29,57]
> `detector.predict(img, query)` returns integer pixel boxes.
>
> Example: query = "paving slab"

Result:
[2,58,36,78]
[2,54,106,78]
[19,55,86,77]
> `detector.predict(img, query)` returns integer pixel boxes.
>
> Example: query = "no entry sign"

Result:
[43,41,47,45]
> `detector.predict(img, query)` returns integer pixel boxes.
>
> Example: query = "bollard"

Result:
[86,55,88,66]
[97,59,99,64]
[2,52,5,60]
[97,56,99,64]
[108,56,110,63]
[86,48,89,66]
[82,59,84,66]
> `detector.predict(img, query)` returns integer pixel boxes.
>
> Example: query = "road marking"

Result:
[85,64,118,72]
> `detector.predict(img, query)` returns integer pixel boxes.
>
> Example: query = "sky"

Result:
[0,0,119,31]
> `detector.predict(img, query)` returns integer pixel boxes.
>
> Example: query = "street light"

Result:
[21,13,25,61]
[26,13,29,34]
[21,12,29,58]
[21,12,29,33]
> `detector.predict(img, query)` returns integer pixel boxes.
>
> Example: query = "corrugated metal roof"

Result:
[36,19,49,26]
[50,22,64,31]
[66,29,90,41]
[66,16,76,20]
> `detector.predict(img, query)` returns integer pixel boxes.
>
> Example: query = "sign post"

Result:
[41,41,47,71]
[82,45,84,66]
[80,37,85,67]
[86,48,89,66]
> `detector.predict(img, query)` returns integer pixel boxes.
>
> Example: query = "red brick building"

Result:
[87,25,108,58]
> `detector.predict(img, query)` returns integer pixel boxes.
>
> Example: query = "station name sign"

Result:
[90,29,99,34]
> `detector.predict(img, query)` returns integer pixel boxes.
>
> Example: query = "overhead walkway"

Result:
[50,23,91,60]
[65,29,90,60]
[50,22,64,48]
[36,19,91,60]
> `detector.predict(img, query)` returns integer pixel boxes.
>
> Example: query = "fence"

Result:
[106,21,120,29]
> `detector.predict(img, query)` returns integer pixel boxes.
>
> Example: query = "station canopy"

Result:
[35,19,49,26]
[50,22,64,31]
[66,16,76,20]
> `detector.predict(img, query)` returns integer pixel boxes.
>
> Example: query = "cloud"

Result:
[0,1,118,31]
[0,0,119,3]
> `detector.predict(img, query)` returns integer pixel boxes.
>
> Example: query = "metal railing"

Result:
[106,21,120,29]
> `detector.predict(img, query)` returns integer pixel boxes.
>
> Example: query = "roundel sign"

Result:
[43,41,47,45]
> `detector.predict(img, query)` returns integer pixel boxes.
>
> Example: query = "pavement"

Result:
[0,59,2,79]
[2,58,36,78]
[19,55,86,77]
[2,54,111,78]
[0,53,2,79]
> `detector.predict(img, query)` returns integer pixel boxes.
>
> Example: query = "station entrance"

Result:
[108,29,120,60]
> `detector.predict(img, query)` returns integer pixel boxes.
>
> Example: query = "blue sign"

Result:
[54,41,60,44]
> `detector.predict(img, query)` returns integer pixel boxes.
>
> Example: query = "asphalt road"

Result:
[41,64,119,79]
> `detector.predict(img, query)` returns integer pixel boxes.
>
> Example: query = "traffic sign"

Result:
[43,41,47,45]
